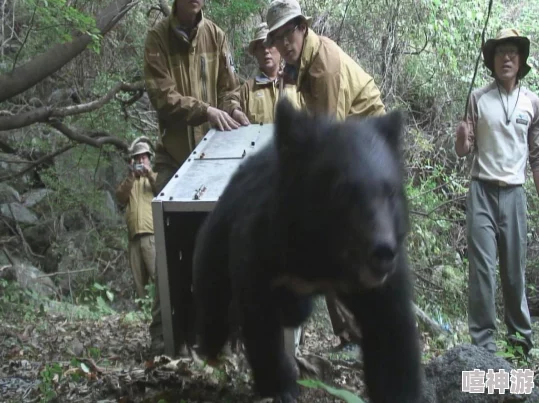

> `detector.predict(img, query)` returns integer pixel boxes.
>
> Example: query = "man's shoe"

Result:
[484,342,497,354]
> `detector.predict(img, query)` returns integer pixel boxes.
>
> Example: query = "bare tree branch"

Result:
[0,0,140,103]
[0,81,144,131]
[0,143,75,182]
[48,121,128,151]
[54,81,144,117]
[0,107,51,131]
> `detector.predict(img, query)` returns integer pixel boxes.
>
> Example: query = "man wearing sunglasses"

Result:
[264,0,385,121]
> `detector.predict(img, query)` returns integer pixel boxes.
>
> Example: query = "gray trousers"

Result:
[467,179,533,351]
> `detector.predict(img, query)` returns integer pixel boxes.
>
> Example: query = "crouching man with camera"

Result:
[116,140,158,300]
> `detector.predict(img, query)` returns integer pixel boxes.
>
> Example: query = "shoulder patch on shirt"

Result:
[516,112,529,126]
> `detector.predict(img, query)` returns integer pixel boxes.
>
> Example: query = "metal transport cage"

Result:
[151,123,301,358]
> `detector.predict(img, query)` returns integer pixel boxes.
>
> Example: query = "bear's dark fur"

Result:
[192,98,423,403]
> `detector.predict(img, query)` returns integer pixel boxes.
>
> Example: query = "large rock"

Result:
[54,148,128,196]
[22,218,61,255]
[0,153,35,193]
[6,261,57,298]
[89,190,119,224]
[61,211,92,232]
[21,188,54,208]
[42,230,101,274]
[0,203,38,224]
[421,344,539,402]
[0,183,21,204]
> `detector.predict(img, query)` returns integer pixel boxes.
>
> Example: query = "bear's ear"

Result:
[374,109,405,154]
[274,97,308,154]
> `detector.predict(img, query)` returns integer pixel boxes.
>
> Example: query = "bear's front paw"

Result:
[271,392,298,403]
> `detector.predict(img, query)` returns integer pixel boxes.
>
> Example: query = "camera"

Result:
[133,163,144,172]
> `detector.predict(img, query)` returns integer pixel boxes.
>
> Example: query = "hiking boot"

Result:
[484,342,497,354]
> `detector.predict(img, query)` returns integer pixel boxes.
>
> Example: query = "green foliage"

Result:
[11,0,102,69]
[0,279,44,323]
[39,362,63,402]
[75,282,116,315]
[495,333,533,368]
[404,0,538,120]
[134,282,155,320]
[204,0,268,76]
[298,379,365,402]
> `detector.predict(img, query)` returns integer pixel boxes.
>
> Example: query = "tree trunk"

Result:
[0,0,138,103]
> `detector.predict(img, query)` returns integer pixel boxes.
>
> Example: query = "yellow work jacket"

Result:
[115,173,157,240]
[238,72,304,124]
[288,29,386,120]
[143,8,241,168]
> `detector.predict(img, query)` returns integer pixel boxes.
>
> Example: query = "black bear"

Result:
[192,98,423,403]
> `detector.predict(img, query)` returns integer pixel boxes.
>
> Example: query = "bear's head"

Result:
[273,98,409,290]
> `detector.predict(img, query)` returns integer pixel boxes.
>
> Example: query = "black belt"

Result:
[134,232,153,239]
[472,178,522,188]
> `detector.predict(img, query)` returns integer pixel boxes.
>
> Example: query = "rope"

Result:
[463,0,494,121]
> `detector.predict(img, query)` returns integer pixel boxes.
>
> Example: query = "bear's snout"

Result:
[369,241,397,276]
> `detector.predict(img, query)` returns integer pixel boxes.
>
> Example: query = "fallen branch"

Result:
[36,267,97,279]
[413,303,449,338]
[0,81,144,131]
[0,143,75,182]
[48,121,128,151]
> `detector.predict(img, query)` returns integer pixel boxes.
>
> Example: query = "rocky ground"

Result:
[0,285,369,403]
[2,277,539,403]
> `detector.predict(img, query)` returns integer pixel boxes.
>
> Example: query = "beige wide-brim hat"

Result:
[248,23,270,55]
[482,28,532,79]
[263,0,312,47]
[129,138,154,158]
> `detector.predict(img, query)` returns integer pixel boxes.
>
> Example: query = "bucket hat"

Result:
[263,0,312,46]
[129,137,154,158]
[482,28,531,79]
[248,23,270,55]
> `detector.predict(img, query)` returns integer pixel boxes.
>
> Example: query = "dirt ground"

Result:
[0,291,411,403]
